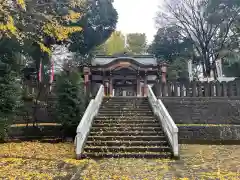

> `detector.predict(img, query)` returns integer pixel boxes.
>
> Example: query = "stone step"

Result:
[103,102,149,105]
[82,152,172,158]
[87,135,166,141]
[93,120,159,124]
[99,107,152,113]
[86,140,168,146]
[84,146,171,153]
[92,123,161,128]
[90,126,162,131]
[95,116,157,120]
[101,104,151,108]
[103,100,148,103]
[97,113,154,116]
[98,110,152,113]
[99,109,152,112]
[99,108,151,111]
[104,97,148,100]
[101,104,149,107]
[90,131,164,136]
[103,100,149,103]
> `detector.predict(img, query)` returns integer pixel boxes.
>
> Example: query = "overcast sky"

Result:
[113,0,161,44]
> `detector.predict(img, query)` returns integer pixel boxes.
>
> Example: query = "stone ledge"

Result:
[163,99,240,124]
[161,97,240,100]
[178,125,240,144]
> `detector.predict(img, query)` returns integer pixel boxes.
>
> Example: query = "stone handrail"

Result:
[75,85,104,159]
[147,85,179,157]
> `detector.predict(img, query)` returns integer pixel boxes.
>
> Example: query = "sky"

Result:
[113,0,161,44]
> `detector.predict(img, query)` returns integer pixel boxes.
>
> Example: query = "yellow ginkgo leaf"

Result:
[43,22,82,41]
[16,0,26,10]
[37,42,52,54]
[63,10,82,22]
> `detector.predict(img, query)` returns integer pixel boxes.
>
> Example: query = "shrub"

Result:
[0,62,22,141]
[55,71,86,138]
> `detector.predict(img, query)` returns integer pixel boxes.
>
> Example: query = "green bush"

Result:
[0,63,22,141]
[55,71,86,138]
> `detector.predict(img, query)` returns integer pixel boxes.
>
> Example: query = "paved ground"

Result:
[0,142,240,179]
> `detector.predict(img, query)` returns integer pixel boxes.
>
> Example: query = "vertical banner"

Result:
[188,60,193,81]
[215,59,223,78]
[49,59,54,92]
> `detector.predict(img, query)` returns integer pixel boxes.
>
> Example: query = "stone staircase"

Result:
[82,97,173,158]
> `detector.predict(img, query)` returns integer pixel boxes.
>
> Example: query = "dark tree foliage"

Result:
[0,59,22,140]
[69,0,118,55]
[55,71,86,138]
[148,26,193,63]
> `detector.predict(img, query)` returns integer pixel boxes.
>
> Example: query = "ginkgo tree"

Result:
[0,0,86,135]
[1,0,85,75]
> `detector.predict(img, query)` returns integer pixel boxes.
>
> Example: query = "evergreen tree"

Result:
[0,61,22,140]
[55,71,86,137]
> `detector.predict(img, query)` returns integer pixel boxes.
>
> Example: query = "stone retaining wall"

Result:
[162,97,240,124]
[178,125,240,144]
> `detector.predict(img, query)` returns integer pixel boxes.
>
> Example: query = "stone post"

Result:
[161,63,167,96]
[222,81,228,97]
[161,63,167,83]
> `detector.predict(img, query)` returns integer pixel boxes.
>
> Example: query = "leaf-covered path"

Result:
[0,142,240,179]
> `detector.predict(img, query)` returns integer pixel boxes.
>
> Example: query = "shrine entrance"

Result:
[84,55,167,97]
[114,80,137,96]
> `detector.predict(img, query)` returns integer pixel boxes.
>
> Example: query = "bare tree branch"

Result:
[157,0,240,77]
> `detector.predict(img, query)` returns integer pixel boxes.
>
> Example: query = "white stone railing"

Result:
[147,85,179,157]
[75,85,104,159]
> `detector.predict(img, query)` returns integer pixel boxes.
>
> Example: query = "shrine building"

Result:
[83,55,167,97]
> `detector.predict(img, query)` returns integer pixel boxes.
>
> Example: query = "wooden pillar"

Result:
[83,67,90,94]
[105,80,109,96]
[102,71,107,96]
[109,71,113,96]
[137,74,141,97]
[144,72,148,97]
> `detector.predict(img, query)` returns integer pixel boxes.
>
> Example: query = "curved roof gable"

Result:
[91,55,158,67]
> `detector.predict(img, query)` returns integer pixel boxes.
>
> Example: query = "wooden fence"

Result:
[152,80,240,97]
